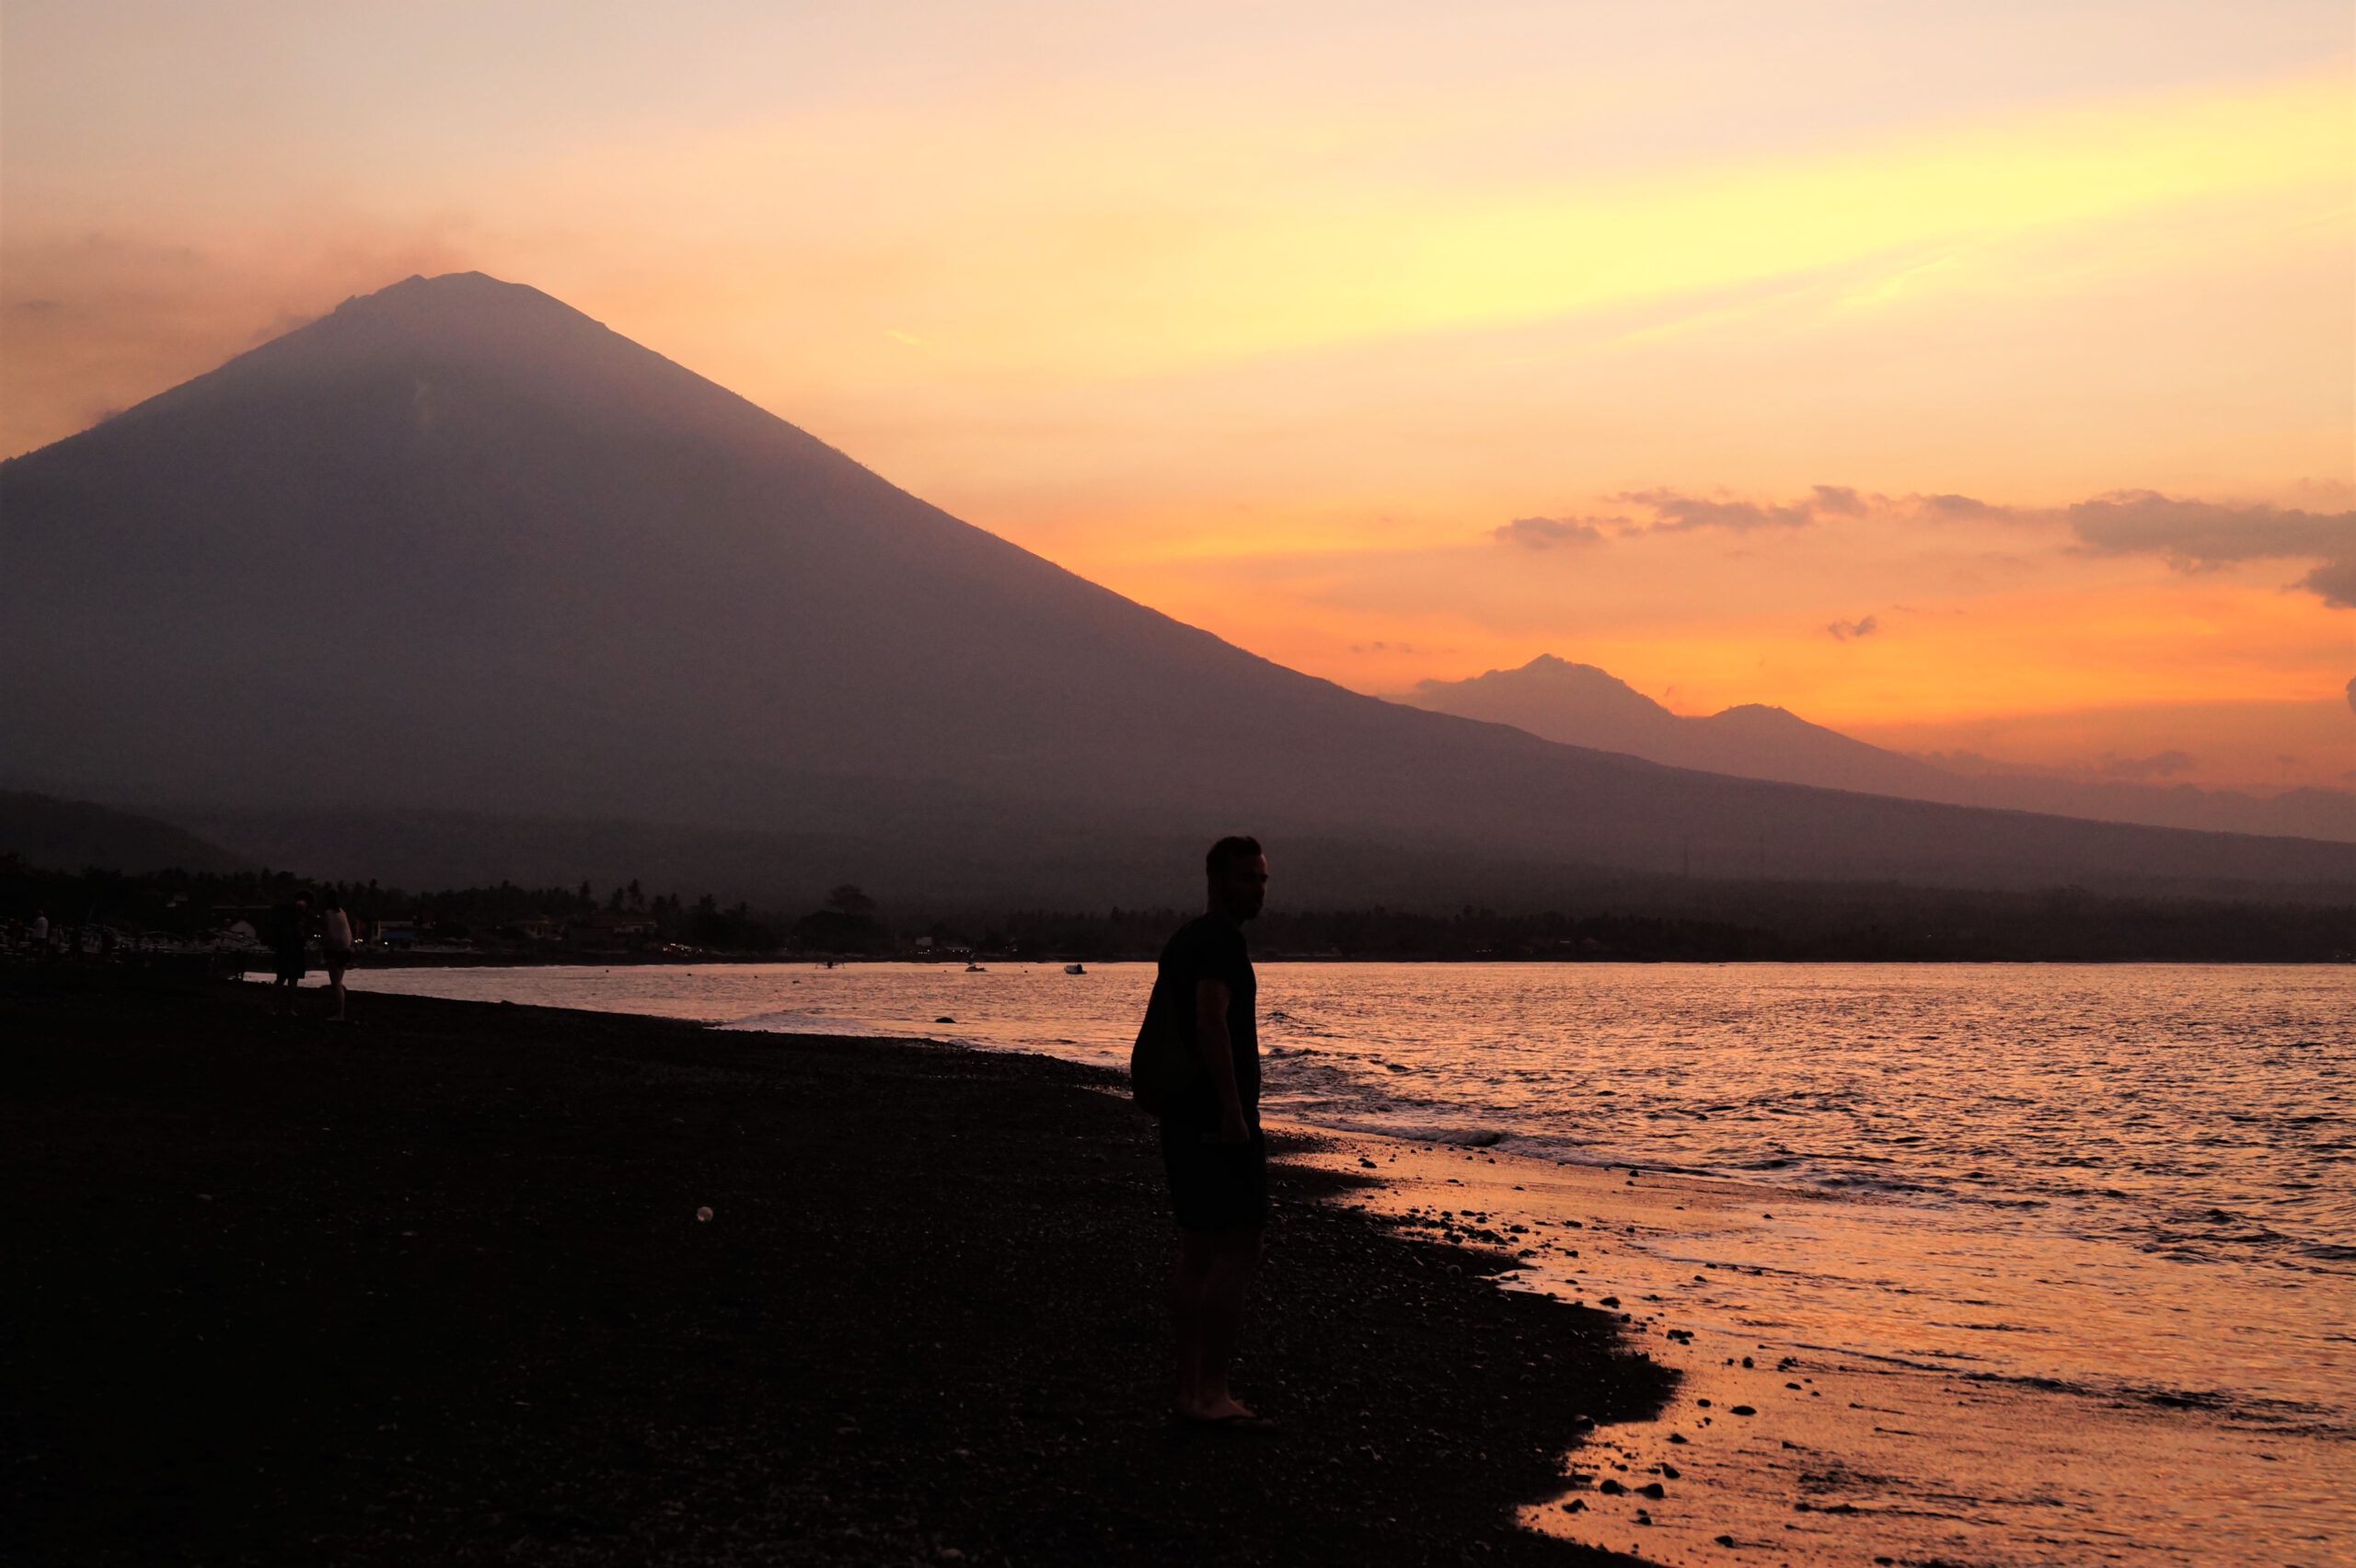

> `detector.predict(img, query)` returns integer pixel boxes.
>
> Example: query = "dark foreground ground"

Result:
[1,971,1671,1566]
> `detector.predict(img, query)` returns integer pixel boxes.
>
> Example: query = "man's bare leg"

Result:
[1173,1227,1262,1419]
[1172,1228,1216,1413]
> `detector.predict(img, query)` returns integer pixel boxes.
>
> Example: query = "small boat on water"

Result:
[1063,963,1087,974]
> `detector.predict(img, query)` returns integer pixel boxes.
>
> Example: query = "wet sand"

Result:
[2,972,1672,1566]
[1299,1139,2350,1566]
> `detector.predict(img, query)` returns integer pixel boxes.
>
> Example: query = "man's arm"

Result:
[1194,977,1251,1142]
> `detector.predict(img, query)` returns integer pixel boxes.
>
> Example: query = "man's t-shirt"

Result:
[1147,914,1258,1122]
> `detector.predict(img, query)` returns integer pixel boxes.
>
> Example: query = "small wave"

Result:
[715,1010,909,1038]
[1782,1343,2350,1429]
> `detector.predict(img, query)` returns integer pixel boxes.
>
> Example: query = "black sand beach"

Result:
[2,972,1671,1565]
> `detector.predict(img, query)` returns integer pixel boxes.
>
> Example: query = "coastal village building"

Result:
[569,912,659,951]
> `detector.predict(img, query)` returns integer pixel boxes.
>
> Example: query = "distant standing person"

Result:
[320,891,355,1022]
[1147,836,1273,1428]
[271,894,311,1015]
[29,910,48,955]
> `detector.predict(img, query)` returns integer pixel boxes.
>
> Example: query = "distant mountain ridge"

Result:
[1406,656,2355,843]
[3,271,2348,905]
[0,792,248,875]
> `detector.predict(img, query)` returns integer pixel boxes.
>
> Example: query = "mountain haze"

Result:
[1409,657,2355,844]
[4,272,2348,904]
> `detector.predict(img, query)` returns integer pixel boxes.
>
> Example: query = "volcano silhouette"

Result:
[3,272,2343,902]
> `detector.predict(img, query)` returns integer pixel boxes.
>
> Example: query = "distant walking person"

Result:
[320,892,355,1022]
[271,894,311,1016]
[1144,836,1273,1428]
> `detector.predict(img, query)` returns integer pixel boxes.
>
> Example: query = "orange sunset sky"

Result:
[5,2,2350,790]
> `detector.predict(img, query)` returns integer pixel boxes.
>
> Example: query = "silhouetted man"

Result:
[271,894,311,1016]
[1149,835,1272,1428]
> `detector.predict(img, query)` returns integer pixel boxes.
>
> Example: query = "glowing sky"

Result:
[6,1,2350,787]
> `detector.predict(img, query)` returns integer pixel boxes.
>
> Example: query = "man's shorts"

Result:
[1158,1118,1267,1233]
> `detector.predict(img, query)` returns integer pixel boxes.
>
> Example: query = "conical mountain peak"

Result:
[4,273,2337,901]
[325,271,605,335]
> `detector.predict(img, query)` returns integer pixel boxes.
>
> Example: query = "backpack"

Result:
[1128,984,1205,1115]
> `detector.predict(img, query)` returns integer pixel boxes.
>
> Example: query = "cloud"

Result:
[1585,482,2355,610]
[2295,558,2356,611]
[2096,749,2196,781]
[1912,492,2009,521]
[1825,614,1879,640]
[1617,488,1819,533]
[2056,490,2355,610]
[1606,483,1878,535]
[2062,490,2353,567]
[1493,514,1611,548]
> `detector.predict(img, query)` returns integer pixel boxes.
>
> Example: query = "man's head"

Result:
[1205,836,1267,922]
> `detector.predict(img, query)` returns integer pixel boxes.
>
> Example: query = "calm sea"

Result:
[351,960,2353,1562]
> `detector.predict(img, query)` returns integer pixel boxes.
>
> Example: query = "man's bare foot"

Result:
[1172,1401,1279,1433]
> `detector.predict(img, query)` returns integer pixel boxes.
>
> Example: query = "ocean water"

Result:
[350,960,2354,1562]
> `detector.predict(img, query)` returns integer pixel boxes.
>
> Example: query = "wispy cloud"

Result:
[1618,489,1817,533]
[1493,514,1611,548]
[1825,615,1879,640]
[1511,483,2356,611]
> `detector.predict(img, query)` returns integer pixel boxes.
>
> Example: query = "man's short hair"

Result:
[1206,835,1264,877]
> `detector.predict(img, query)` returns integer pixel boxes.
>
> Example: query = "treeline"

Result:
[5,855,2349,963]
[0,859,799,953]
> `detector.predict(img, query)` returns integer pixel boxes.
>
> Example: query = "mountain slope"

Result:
[1408,657,2355,844]
[4,272,2348,901]
[0,792,248,875]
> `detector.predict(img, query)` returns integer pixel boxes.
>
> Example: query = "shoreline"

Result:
[1283,1131,2352,1564]
[335,962,2350,1562]
[3,972,1674,1566]
[278,951,2356,970]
